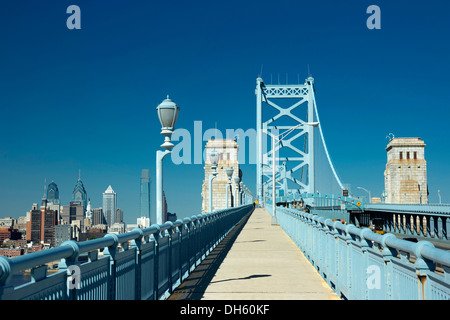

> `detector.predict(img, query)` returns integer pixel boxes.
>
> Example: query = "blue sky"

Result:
[1,0,449,224]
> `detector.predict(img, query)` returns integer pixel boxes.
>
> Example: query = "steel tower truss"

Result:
[256,76,344,206]
[256,76,316,204]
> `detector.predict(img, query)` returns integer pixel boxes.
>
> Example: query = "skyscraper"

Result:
[140,169,151,224]
[72,171,88,211]
[162,191,168,223]
[103,185,117,227]
[47,181,60,204]
[92,208,105,226]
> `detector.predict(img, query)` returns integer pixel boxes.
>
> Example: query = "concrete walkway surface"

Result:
[169,208,340,300]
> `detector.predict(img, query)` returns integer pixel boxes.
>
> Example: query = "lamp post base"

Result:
[271,215,278,226]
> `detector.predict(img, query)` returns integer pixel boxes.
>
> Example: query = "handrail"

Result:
[0,203,255,300]
[277,206,450,300]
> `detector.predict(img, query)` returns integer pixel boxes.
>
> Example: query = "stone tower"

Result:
[201,139,241,213]
[384,137,427,204]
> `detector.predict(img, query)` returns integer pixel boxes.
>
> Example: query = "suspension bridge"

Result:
[0,76,449,301]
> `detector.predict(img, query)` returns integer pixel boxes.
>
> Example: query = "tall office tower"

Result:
[60,203,84,226]
[201,139,241,213]
[384,137,428,204]
[47,181,60,204]
[92,208,105,226]
[162,191,168,223]
[45,181,61,222]
[140,169,151,224]
[115,208,123,223]
[72,172,88,212]
[26,203,58,246]
[103,185,117,227]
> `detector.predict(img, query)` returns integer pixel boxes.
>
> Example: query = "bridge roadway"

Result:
[169,208,340,300]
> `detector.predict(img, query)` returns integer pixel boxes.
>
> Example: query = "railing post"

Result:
[58,240,81,300]
[152,225,161,300]
[358,228,372,300]
[102,233,120,300]
[167,223,173,295]
[414,241,437,300]
[380,233,397,299]
[130,228,144,300]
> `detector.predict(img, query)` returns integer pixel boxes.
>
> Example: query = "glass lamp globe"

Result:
[226,167,233,179]
[210,149,219,166]
[156,95,179,131]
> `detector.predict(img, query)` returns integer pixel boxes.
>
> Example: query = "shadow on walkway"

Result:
[168,209,254,300]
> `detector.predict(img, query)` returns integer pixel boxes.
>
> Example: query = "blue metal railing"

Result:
[0,204,254,300]
[276,206,450,300]
[273,193,450,242]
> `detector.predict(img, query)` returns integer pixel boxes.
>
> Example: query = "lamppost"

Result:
[271,121,319,225]
[438,190,441,204]
[209,149,219,212]
[357,186,371,203]
[240,181,244,205]
[226,167,233,208]
[234,176,240,207]
[156,95,179,225]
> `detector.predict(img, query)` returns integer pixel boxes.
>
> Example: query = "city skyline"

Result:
[1,1,450,224]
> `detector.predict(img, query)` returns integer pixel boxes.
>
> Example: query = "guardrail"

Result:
[276,206,450,300]
[0,204,254,300]
[363,203,450,242]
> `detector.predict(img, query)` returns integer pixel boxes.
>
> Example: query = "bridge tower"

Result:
[384,137,427,204]
[201,139,241,212]
[255,76,343,206]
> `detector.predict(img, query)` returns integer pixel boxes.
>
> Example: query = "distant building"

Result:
[103,185,117,227]
[201,139,241,213]
[16,216,27,234]
[116,208,123,224]
[92,207,105,225]
[0,227,21,246]
[60,203,84,227]
[162,191,168,223]
[0,248,24,258]
[25,203,58,246]
[137,216,150,228]
[167,212,177,223]
[79,228,107,242]
[85,199,93,219]
[72,173,88,211]
[140,169,151,224]
[47,181,60,205]
[2,238,27,249]
[0,217,15,228]
[109,223,125,234]
[54,224,73,247]
[384,137,428,204]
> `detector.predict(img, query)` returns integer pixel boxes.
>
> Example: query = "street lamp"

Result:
[357,186,371,203]
[240,181,244,205]
[226,167,233,208]
[271,121,319,225]
[438,190,441,204]
[209,149,219,212]
[234,176,240,207]
[156,95,179,225]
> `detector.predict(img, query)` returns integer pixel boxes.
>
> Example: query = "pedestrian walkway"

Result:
[169,208,339,300]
